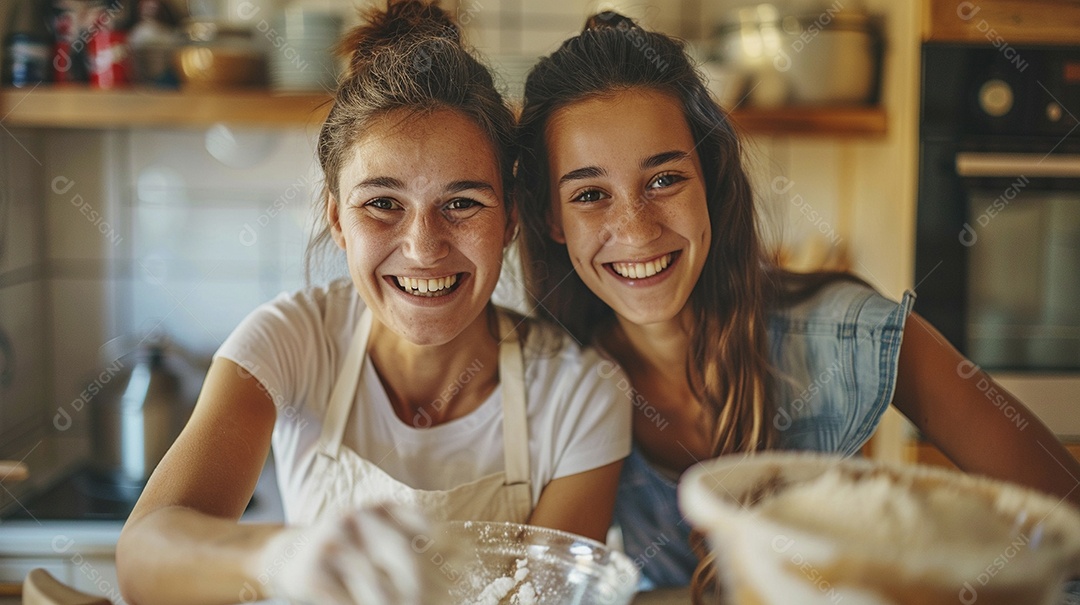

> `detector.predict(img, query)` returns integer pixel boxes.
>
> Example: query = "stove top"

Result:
[3,468,138,522]
[2,467,257,522]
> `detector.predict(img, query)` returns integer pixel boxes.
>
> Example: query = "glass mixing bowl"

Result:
[431,520,639,605]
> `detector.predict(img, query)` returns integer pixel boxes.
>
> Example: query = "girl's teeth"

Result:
[612,253,673,279]
[394,274,459,297]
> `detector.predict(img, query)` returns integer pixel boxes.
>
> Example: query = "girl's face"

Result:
[545,89,711,326]
[329,108,512,346]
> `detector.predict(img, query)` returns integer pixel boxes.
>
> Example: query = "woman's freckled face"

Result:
[545,89,712,326]
[329,108,511,346]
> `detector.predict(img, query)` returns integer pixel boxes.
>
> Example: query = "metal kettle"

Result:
[88,339,200,497]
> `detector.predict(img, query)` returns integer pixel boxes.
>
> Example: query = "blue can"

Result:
[5,33,53,86]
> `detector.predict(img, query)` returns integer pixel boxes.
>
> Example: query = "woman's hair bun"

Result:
[583,10,637,32]
[337,0,461,75]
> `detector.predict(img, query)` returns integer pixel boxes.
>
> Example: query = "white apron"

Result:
[293,308,532,525]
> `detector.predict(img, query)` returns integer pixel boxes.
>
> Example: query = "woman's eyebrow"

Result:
[351,177,495,194]
[445,180,496,194]
[556,150,689,187]
[641,150,689,170]
[558,166,606,187]
[353,176,405,190]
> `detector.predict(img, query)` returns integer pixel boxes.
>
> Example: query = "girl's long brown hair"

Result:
[515,12,857,601]
[518,10,777,459]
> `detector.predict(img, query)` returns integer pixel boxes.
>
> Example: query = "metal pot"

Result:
[88,340,199,497]
[713,2,879,107]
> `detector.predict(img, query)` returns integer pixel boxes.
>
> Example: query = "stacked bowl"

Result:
[267,7,343,93]
[680,452,1080,604]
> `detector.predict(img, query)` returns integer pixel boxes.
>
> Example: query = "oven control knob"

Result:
[1047,102,1063,122]
[978,79,1014,117]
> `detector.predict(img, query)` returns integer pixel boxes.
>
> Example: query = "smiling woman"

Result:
[545,90,711,328]
[515,9,1080,603]
[112,3,632,605]
[328,108,511,347]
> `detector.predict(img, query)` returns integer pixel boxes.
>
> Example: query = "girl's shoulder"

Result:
[766,279,915,454]
[254,278,363,330]
[507,310,623,382]
[768,279,915,339]
[510,309,591,361]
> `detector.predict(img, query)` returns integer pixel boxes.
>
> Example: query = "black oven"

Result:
[917,43,1080,436]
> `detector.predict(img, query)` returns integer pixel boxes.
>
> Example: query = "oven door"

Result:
[956,151,1080,437]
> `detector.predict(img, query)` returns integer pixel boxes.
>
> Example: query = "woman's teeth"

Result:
[612,253,673,279]
[395,274,458,297]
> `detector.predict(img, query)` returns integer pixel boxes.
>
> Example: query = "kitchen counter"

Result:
[0,520,122,558]
[0,516,689,604]
[0,456,693,604]
[0,581,688,605]
[0,456,285,599]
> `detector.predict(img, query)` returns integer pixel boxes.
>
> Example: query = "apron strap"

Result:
[497,310,531,489]
[318,305,530,495]
[318,307,373,459]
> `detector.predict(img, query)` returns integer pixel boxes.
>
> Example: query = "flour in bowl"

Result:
[753,466,1017,549]
[468,557,539,605]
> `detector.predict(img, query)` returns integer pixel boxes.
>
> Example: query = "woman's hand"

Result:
[254,504,447,605]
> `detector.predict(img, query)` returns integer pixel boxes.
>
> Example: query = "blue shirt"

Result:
[614,281,916,588]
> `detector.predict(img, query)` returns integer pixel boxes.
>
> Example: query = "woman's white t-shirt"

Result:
[215,280,632,522]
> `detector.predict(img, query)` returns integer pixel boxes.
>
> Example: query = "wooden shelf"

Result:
[1,86,887,136]
[728,106,888,137]
[0,86,332,129]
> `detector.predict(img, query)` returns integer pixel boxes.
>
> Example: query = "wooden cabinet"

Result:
[924,0,1080,44]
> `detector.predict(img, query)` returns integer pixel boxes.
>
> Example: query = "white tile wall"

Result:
[464,24,504,55]
[131,203,266,276]
[0,282,47,435]
[461,0,689,58]
[519,26,580,55]
[44,132,119,264]
[0,129,47,456]
[0,126,45,193]
[127,277,271,356]
[0,190,42,276]
[126,128,320,192]
[47,278,112,438]
[117,127,324,355]
[0,129,45,276]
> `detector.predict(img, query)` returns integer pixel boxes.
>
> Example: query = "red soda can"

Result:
[88,29,130,88]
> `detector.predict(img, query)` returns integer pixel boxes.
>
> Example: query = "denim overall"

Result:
[615,281,916,589]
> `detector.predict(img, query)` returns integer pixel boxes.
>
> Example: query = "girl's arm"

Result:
[116,357,280,605]
[117,358,446,605]
[527,460,623,542]
[892,313,1080,507]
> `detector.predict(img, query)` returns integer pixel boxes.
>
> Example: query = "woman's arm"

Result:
[117,357,280,605]
[892,313,1080,507]
[527,460,623,542]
